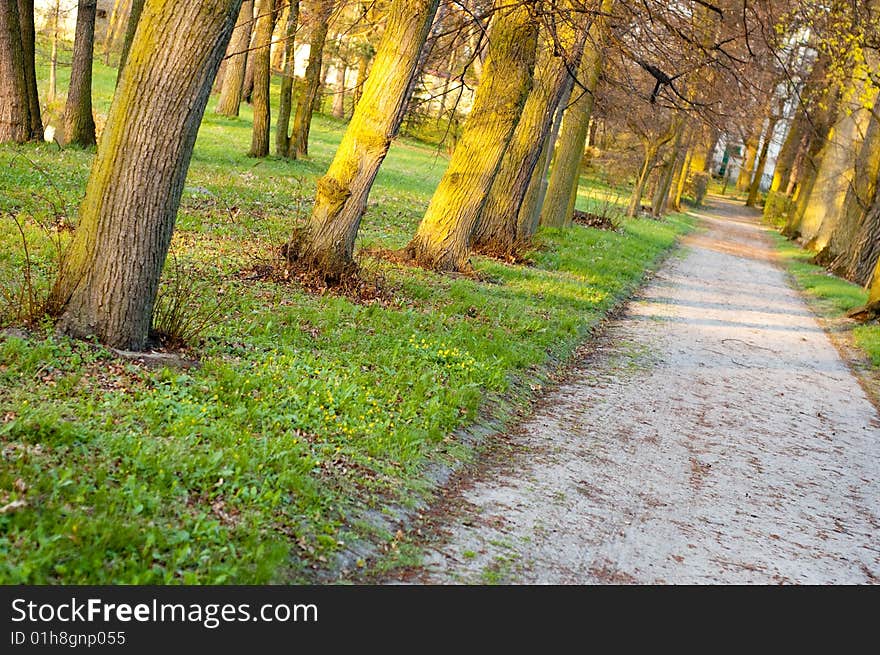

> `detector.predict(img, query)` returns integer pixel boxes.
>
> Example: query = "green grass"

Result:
[0,49,694,583]
[770,234,880,366]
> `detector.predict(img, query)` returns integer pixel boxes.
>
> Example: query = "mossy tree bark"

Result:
[117,0,145,84]
[289,0,333,158]
[249,0,278,157]
[216,0,254,117]
[17,0,42,141]
[405,1,539,272]
[285,0,439,280]
[0,1,31,143]
[798,81,876,250]
[768,56,831,196]
[275,0,299,156]
[539,0,613,228]
[827,92,880,274]
[49,0,243,350]
[472,21,587,256]
[64,0,97,147]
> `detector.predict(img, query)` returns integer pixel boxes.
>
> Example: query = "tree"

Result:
[540,0,613,228]
[249,0,278,157]
[0,0,38,143]
[18,0,42,141]
[404,1,539,272]
[216,0,254,117]
[275,0,300,156]
[284,0,440,280]
[471,18,587,256]
[289,0,334,158]
[117,0,145,82]
[49,0,244,350]
[102,0,126,66]
[64,0,98,147]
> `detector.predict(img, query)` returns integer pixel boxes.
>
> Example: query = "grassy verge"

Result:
[770,233,880,367]
[0,51,695,583]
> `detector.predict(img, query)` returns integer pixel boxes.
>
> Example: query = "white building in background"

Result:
[34,1,116,39]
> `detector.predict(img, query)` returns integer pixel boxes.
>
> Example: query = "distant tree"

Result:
[275,0,300,156]
[117,0,144,82]
[249,0,278,157]
[216,0,254,117]
[18,0,42,140]
[49,0,244,350]
[289,0,334,158]
[64,0,98,146]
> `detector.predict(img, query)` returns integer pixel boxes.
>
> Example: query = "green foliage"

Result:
[0,48,695,583]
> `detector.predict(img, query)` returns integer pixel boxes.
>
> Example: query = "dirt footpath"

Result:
[415,195,880,584]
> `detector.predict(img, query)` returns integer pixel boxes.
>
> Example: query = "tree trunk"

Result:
[472,22,587,256]
[746,116,778,207]
[285,0,439,280]
[516,79,573,242]
[847,201,880,285]
[798,83,876,250]
[736,134,758,191]
[275,0,299,156]
[827,92,880,274]
[49,0,242,351]
[0,0,30,143]
[289,0,333,158]
[64,0,97,147]
[627,145,657,217]
[771,54,829,195]
[242,25,257,103]
[404,2,538,272]
[539,0,613,228]
[332,63,347,119]
[249,0,277,157]
[784,81,841,237]
[117,0,144,84]
[271,1,289,71]
[48,0,60,102]
[102,0,124,66]
[216,0,254,116]
[16,0,42,140]
[652,130,682,217]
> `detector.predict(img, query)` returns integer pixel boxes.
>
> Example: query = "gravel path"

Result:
[417,195,880,584]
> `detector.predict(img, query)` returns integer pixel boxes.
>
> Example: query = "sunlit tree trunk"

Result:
[49,0,243,350]
[405,1,538,272]
[289,0,333,158]
[746,115,778,207]
[216,0,254,116]
[249,0,277,157]
[117,0,144,83]
[284,0,439,280]
[540,0,613,228]
[516,79,573,242]
[652,117,685,216]
[798,81,877,250]
[828,92,880,274]
[275,0,299,156]
[332,63,347,118]
[102,0,124,65]
[64,0,97,147]
[736,133,758,191]
[472,21,587,256]
[627,144,658,217]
